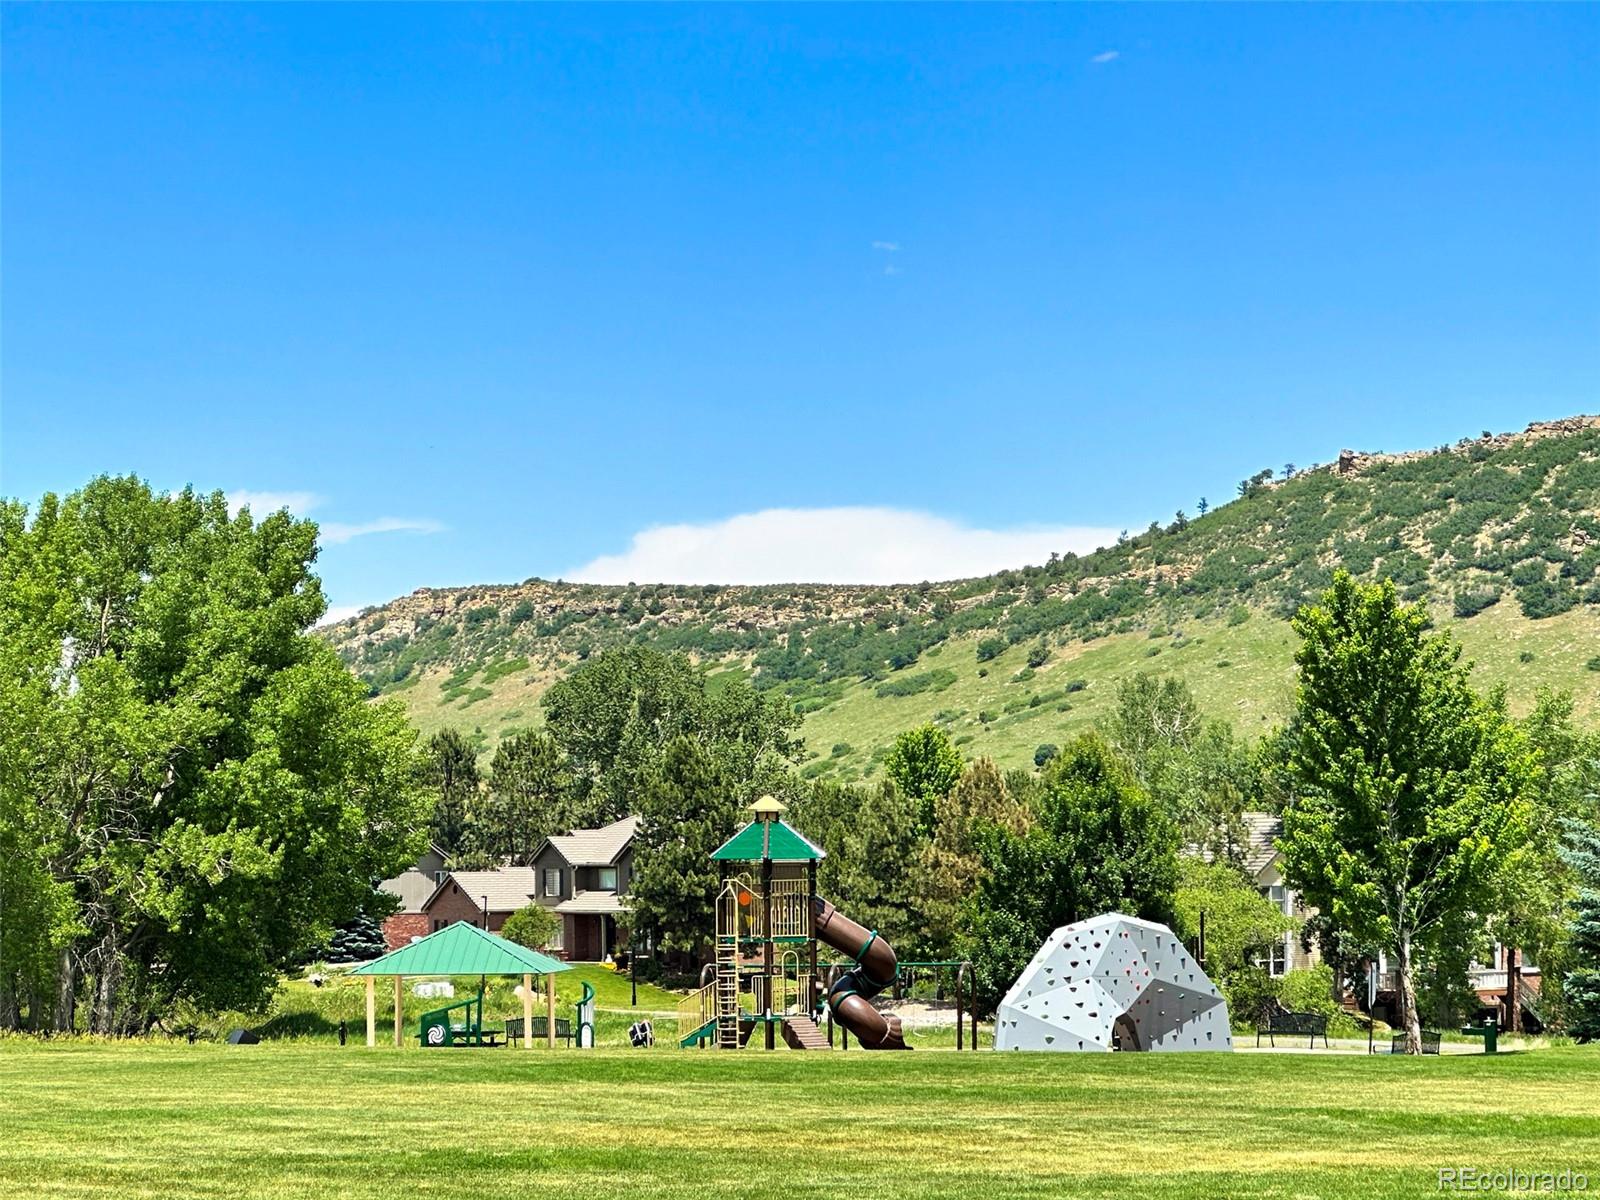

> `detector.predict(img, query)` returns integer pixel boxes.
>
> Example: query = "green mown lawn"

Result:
[1,1040,1595,1199]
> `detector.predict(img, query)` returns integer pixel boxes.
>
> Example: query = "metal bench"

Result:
[504,1016,573,1046]
[1390,1029,1441,1055]
[1256,1009,1330,1049]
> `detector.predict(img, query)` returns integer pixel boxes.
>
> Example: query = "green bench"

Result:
[504,1016,573,1046]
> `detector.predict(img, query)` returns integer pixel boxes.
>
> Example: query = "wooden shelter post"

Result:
[546,973,557,1048]
[522,973,534,1049]
[393,976,404,1047]
[365,976,376,1047]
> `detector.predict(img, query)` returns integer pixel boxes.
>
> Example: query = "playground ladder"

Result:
[715,934,740,1049]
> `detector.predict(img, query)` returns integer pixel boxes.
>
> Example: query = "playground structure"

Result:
[418,982,498,1047]
[575,980,596,1047]
[677,795,974,1051]
[993,913,1233,1053]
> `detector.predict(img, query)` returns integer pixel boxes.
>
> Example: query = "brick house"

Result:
[376,843,448,951]
[413,816,639,962]
[419,867,541,936]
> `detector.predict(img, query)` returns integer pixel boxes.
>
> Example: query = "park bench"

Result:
[504,1016,573,1046]
[1255,1008,1330,1049]
[1390,1029,1441,1055]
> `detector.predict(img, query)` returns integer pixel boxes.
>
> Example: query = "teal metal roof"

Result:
[350,921,570,976]
[710,818,826,862]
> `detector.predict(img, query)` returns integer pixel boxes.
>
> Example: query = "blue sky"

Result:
[4,4,1596,618]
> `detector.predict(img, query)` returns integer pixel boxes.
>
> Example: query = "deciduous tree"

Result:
[1279,572,1537,1053]
[0,478,426,1033]
[883,724,963,833]
[967,733,1178,1012]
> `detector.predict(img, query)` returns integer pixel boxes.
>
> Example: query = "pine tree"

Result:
[1561,818,1600,1042]
[421,729,480,857]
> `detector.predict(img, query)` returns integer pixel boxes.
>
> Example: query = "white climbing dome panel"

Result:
[992,913,1232,1053]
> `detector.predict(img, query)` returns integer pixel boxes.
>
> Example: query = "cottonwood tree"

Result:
[882,723,963,834]
[1279,573,1537,1053]
[1106,673,1250,859]
[912,758,1031,960]
[1503,689,1600,1025]
[0,478,425,1033]
[542,645,801,820]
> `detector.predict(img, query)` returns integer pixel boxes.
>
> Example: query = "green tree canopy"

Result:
[420,728,480,858]
[1279,572,1538,1052]
[0,477,426,1033]
[967,732,1178,1012]
[912,758,1031,960]
[1106,673,1252,859]
[478,730,578,866]
[883,723,963,833]
[541,645,801,820]
[1560,817,1600,1042]
[626,736,743,959]
[1171,856,1298,1006]
[500,903,560,953]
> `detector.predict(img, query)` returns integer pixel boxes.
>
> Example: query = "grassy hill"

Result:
[322,415,1600,772]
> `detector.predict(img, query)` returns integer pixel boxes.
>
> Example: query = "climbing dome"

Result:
[993,913,1232,1053]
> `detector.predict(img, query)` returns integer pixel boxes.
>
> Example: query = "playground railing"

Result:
[677,980,717,1041]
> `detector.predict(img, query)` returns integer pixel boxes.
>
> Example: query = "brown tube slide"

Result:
[813,898,909,1050]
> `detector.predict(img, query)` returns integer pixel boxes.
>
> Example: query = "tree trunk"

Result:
[1506,945,1522,1034]
[1396,934,1422,1055]
[0,974,17,1032]
[88,935,121,1035]
[53,947,77,1034]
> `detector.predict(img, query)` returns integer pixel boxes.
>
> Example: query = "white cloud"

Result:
[316,604,364,627]
[224,490,442,544]
[1090,50,1120,64]
[228,489,321,517]
[319,517,446,545]
[565,507,1119,585]
[883,264,903,276]
[872,240,901,252]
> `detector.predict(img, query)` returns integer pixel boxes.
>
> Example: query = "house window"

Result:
[549,921,563,952]
[1255,884,1293,977]
[544,868,562,897]
[434,870,446,885]
[597,867,618,891]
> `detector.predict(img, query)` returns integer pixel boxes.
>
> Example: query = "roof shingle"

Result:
[545,815,638,867]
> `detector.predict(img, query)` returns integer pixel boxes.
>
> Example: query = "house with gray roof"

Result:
[417,815,639,961]
[531,815,638,961]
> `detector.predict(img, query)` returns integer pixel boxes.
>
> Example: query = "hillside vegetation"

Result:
[323,416,1600,772]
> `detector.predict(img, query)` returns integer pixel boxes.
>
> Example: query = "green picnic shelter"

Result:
[351,922,570,1048]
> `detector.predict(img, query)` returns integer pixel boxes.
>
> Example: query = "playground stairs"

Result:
[781,1015,830,1051]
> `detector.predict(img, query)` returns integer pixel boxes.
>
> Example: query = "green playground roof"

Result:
[711,818,826,862]
[349,920,570,977]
